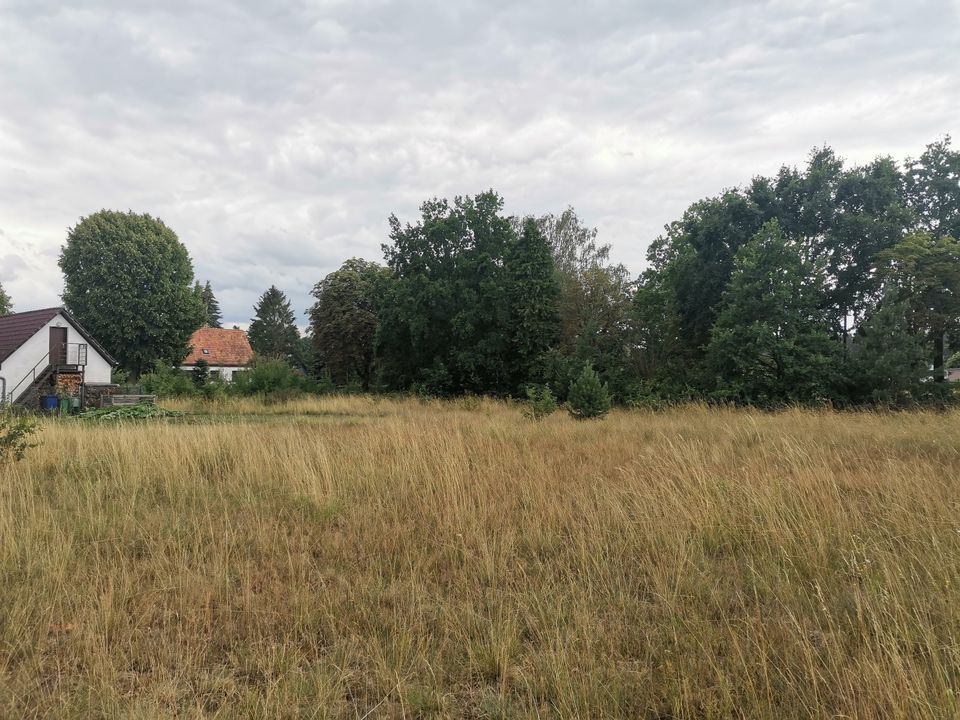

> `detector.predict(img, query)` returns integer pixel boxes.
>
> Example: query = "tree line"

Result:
[25,136,960,407]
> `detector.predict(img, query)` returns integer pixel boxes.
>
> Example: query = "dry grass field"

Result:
[1,397,959,719]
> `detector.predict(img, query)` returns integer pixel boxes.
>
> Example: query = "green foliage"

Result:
[76,404,184,422]
[523,384,558,420]
[59,210,206,376]
[0,408,37,462]
[904,136,960,239]
[111,368,131,385]
[191,358,210,387]
[567,363,611,420]
[947,351,960,369]
[379,192,514,395]
[0,280,11,316]
[309,258,388,389]
[878,232,960,381]
[230,359,305,398]
[505,219,561,391]
[705,220,838,406]
[140,363,196,398]
[845,293,930,406]
[195,280,223,328]
[248,286,301,362]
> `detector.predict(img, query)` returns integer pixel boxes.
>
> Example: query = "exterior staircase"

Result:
[3,348,86,409]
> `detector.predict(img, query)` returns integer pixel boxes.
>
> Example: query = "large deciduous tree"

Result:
[248,286,301,361]
[379,192,516,395]
[309,258,388,389]
[905,136,960,239]
[59,210,206,376]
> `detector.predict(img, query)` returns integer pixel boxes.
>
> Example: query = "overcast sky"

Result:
[2,0,958,326]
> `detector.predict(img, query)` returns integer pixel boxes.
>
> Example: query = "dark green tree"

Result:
[0,281,11,316]
[567,363,611,419]
[705,220,837,405]
[877,232,960,382]
[195,281,223,328]
[191,358,210,388]
[846,292,929,405]
[379,191,516,395]
[59,210,206,376]
[248,286,301,361]
[904,136,960,239]
[505,219,560,390]
[309,258,388,389]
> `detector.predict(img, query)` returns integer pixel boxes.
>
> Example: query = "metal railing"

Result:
[2,343,89,406]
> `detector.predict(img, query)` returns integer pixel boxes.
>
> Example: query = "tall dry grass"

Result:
[1,398,958,718]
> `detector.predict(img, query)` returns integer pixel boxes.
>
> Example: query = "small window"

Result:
[202,349,210,355]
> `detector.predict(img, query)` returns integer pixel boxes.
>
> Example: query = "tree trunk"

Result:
[932,330,945,383]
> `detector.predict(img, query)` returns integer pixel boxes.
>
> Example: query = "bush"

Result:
[0,408,37,462]
[230,359,305,398]
[567,363,611,420]
[140,363,196,398]
[523,384,558,420]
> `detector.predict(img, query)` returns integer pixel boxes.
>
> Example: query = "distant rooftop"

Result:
[183,326,254,367]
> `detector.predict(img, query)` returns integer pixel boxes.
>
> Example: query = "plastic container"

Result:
[41,395,59,412]
[59,397,71,415]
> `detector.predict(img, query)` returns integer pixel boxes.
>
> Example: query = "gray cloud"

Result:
[1,0,958,323]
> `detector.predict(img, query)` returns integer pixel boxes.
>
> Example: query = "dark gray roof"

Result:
[0,307,118,367]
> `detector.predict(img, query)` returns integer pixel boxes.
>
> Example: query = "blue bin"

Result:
[41,395,59,412]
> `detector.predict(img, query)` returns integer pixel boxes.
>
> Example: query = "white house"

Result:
[0,307,116,407]
[179,326,254,382]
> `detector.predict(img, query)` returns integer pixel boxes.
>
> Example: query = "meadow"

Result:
[1,397,959,718]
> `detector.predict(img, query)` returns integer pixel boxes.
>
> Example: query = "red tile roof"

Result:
[183,327,254,367]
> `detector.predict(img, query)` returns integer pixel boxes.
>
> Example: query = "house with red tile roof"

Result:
[180,326,254,381]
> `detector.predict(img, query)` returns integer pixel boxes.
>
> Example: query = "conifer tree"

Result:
[248,286,300,361]
[567,363,611,419]
[197,281,222,327]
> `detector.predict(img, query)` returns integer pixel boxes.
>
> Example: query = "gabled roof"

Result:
[0,307,118,367]
[183,326,254,367]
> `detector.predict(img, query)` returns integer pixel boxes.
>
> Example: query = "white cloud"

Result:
[0,0,957,321]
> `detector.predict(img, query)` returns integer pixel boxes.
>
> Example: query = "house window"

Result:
[202,349,210,355]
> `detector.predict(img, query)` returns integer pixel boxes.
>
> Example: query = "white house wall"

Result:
[178,365,246,382]
[1,313,113,402]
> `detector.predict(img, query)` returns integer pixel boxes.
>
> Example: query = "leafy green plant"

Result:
[140,362,197,398]
[230,359,304,398]
[567,363,611,420]
[523,384,558,420]
[191,359,210,387]
[0,408,38,462]
[76,404,184,422]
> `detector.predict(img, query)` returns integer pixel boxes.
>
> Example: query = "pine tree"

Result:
[199,281,222,327]
[248,286,300,361]
[0,281,11,316]
[567,363,611,419]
